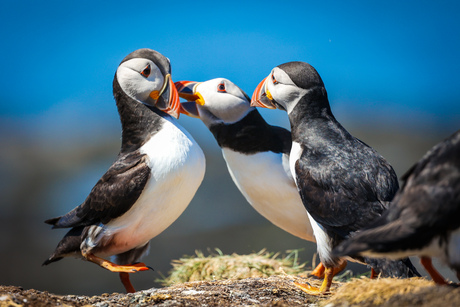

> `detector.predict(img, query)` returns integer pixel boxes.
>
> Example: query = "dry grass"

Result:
[159,248,307,286]
[154,250,460,306]
[321,277,435,306]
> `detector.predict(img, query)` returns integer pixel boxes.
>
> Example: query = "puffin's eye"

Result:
[271,73,279,84]
[141,64,151,77]
[217,82,226,93]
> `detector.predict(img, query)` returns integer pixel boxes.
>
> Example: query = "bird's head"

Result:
[115,48,181,118]
[175,78,253,127]
[251,61,326,115]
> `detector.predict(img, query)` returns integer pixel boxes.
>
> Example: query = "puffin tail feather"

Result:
[43,226,85,266]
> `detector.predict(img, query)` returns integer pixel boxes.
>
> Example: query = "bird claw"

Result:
[294,281,330,296]
[119,262,149,273]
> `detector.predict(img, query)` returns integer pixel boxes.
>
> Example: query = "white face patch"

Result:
[195,78,253,126]
[116,58,164,103]
[266,67,310,114]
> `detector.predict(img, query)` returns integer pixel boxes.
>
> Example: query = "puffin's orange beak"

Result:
[174,80,204,118]
[250,76,276,109]
[150,74,181,118]
[167,77,181,118]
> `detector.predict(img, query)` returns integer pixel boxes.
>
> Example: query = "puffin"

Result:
[251,61,419,294]
[333,129,460,285]
[175,78,346,278]
[43,48,206,293]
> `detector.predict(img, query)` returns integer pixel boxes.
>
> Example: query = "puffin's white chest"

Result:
[289,141,303,186]
[288,141,333,258]
[222,148,314,242]
[103,118,205,255]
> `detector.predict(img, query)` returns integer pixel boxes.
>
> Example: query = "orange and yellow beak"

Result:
[174,81,205,118]
[250,76,277,109]
[149,74,181,118]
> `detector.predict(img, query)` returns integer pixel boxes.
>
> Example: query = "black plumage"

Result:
[292,108,398,238]
[333,129,460,283]
[287,67,408,271]
[175,77,316,244]
[43,49,204,293]
[44,55,170,261]
[42,226,85,265]
[209,109,291,155]
[251,61,419,293]
[46,151,151,228]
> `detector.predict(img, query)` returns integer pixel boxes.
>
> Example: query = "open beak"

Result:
[149,74,181,118]
[250,76,277,109]
[174,81,204,118]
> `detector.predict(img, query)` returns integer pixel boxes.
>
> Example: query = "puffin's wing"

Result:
[334,130,460,256]
[335,180,460,257]
[46,151,151,228]
[293,145,395,237]
[396,130,460,231]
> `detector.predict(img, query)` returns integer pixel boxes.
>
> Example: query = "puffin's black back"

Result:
[209,109,292,155]
[333,129,460,257]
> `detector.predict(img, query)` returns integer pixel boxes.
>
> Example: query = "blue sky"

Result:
[1,0,459,136]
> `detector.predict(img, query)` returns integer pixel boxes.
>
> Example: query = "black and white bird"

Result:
[334,129,460,285]
[175,78,315,240]
[43,49,205,293]
[251,61,419,294]
[175,78,346,278]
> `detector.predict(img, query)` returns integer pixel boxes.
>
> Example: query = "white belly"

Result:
[222,148,314,242]
[100,118,205,256]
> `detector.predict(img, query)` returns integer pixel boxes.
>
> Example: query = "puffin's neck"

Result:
[288,87,340,143]
[113,77,166,153]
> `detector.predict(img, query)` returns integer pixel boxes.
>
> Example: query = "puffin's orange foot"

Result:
[296,266,334,295]
[309,263,325,279]
[102,261,150,273]
[294,282,330,296]
[370,268,378,279]
[309,261,347,279]
[84,253,150,273]
[332,260,347,277]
